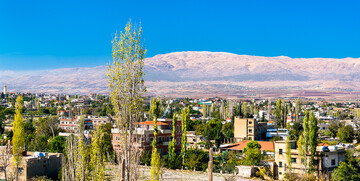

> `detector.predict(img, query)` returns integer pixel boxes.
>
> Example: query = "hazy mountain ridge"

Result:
[1,51,360,96]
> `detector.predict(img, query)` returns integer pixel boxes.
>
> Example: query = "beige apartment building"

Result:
[234,117,267,141]
[275,140,345,180]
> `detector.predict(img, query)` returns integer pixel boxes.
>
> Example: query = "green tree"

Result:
[107,20,146,181]
[302,110,310,172]
[308,112,318,172]
[331,161,360,181]
[328,120,343,138]
[286,139,292,172]
[167,113,177,169]
[242,141,262,166]
[89,126,105,181]
[150,98,161,181]
[76,115,89,181]
[295,98,301,121]
[338,125,354,143]
[241,102,248,118]
[12,95,24,180]
[275,99,283,127]
[48,136,65,153]
[181,107,190,168]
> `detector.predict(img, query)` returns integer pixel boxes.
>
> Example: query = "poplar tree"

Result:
[107,20,146,181]
[76,115,88,181]
[12,95,24,180]
[302,110,309,173]
[241,102,248,118]
[89,126,105,181]
[168,113,177,169]
[275,99,282,127]
[150,98,161,181]
[308,112,318,172]
[295,98,301,121]
[286,139,292,171]
[181,107,190,168]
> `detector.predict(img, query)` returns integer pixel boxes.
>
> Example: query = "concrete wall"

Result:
[25,154,62,180]
[235,165,259,178]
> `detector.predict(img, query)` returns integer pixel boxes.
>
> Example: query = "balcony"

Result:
[159,129,172,134]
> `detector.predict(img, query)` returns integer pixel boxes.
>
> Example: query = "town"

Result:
[0,84,359,180]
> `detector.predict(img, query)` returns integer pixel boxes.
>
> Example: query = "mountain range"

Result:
[2,51,360,98]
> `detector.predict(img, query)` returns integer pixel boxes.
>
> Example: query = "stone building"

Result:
[274,140,346,180]
[234,117,267,141]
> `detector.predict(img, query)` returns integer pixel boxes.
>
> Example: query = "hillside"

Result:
[1,51,360,97]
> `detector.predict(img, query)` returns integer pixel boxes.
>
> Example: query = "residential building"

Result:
[187,131,206,149]
[234,117,267,141]
[91,116,112,127]
[0,150,62,181]
[275,140,346,180]
[112,118,182,155]
[59,116,93,132]
[221,140,275,156]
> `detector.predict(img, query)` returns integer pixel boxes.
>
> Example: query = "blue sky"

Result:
[1,0,360,70]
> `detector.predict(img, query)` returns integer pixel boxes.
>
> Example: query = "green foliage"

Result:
[286,139,292,171]
[288,121,303,141]
[302,110,310,172]
[12,95,24,170]
[48,136,65,153]
[184,149,209,171]
[100,123,114,162]
[338,125,355,143]
[167,113,177,169]
[89,127,105,181]
[221,122,234,139]
[331,161,360,181]
[108,20,147,181]
[242,141,262,166]
[140,151,151,165]
[181,107,190,167]
[275,99,283,127]
[328,120,344,138]
[214,150,240,173]
[150,97,161,181]
[308,112,318,171]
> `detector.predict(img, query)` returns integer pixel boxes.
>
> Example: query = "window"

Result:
[292,158,296,163]
[279,162,283,167]
[279,149,283,155]
[249,129,252,133]
[249,121,252,124]
[279,172,282,175]
[331,159,336,166]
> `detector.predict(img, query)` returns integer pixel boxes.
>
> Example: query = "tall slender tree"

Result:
[76,115,88,181]
[302,110,309,173]
[295,98,301,121]
[168,113,177,169]
[308,112,318,172]
[89,126,105,181]
[150,98,161,181]
[181,107,190,168]
[12,95,24,180]
[107,20,146,181]
[275,99,282,127]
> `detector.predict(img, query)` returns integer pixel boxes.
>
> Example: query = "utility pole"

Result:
[208,148,213,181]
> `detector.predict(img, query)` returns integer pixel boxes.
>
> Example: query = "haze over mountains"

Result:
[2,51,360,97]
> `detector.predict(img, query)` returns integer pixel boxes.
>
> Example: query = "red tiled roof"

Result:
[318,143,330,146]
[225,141,275,151]
[136,121,168,126]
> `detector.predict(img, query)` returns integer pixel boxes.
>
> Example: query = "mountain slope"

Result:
[1,51,360,96]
